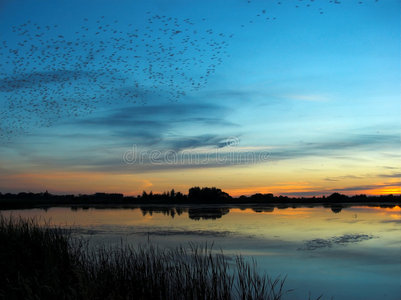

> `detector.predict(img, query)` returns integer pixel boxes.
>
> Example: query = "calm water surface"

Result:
[2,205,400,300]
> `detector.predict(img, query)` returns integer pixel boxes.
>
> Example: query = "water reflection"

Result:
[64,203,401,221]
[188,207,229,220]
[330,205,343,214]
[140,206,183,218]
[0,205,400,300]
[138,206,232,220]
[252,207,274,213]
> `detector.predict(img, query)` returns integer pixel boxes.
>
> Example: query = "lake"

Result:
[1,204,400,300]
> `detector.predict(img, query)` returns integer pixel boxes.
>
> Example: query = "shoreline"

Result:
[1,201,399,211]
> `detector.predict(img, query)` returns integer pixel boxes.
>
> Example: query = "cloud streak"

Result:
[5,130,398,174]
[70,102,238,149]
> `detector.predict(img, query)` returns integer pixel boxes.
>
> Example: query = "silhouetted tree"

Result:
[328,193,349,202]
[188,187,230,202]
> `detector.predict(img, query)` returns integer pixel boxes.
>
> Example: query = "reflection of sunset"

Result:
[378,206,400,211]
[348,206,400,212]
[1,206,400,300]
[230,208,311,217]
[3,205,399,247]
[369,206,401,218]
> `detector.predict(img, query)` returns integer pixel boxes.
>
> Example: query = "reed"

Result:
[0,216,298,300]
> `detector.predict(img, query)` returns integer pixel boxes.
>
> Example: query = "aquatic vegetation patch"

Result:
[299,234,374,251]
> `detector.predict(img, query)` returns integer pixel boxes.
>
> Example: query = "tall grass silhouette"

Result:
[0,216,316,299]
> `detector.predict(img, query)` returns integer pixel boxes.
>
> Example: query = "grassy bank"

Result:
[0,216,290,300]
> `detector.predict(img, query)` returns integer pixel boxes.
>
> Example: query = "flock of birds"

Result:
[0,14,234,139]
[0,0,380,140]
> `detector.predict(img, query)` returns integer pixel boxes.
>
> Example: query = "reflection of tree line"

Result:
[250,205,344,213]
[138,204,352,219]
[140,207,229,220]
[252,207,274,213]
[138,203,378,219]
[140,207,185,218]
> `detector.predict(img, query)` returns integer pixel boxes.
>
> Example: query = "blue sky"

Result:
[0,0,399,195]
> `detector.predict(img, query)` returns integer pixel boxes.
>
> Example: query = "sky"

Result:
[0,0,399,196]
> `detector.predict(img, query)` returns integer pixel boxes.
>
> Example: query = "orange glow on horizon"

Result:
[1,171,400,198]
[226,182,317,197]
[360,186,401,196]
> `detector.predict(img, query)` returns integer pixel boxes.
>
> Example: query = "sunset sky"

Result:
[0,0,399,196]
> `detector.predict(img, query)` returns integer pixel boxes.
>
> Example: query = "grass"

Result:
[0,216,301,300]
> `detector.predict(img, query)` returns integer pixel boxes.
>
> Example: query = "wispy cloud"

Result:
[377,172,401,179]
[4,131,398,174]
[324,175,364,182]
[268,134,400,161]
[69,102,238,149]
[333,182,401,192]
